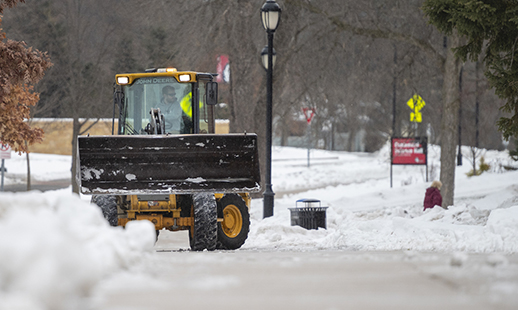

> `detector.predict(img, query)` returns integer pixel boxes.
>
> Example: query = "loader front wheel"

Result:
[189,193,217,251]
[216,194,250,250]
[91,195,118,226]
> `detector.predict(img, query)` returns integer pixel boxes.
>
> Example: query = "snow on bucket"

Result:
[289,198,328,230]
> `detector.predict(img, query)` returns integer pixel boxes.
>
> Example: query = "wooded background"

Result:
[2,0,514,195]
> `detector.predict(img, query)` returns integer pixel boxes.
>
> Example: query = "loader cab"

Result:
[114,68,217,135]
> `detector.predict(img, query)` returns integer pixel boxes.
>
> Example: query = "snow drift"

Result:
[0,191,156,310]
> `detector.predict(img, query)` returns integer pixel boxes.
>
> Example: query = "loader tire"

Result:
[216,194,250,250]
[91,195,118,226]
[189,193,217,251]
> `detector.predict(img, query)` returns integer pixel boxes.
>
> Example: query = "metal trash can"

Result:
[289,198,328,230]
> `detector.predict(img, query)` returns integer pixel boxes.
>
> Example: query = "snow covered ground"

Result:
[0,143,517,309]
[245,144,518,253]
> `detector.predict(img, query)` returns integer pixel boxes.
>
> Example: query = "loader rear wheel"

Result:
[216,194,250,250]
[189,193,217,251]
[91,195,118,226]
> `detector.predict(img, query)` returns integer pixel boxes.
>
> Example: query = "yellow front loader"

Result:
[77,68,261,250]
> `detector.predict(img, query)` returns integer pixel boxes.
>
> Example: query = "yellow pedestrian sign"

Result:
[407,94,425,123]
[410,111,422,122]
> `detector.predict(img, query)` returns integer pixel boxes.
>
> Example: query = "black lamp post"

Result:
[261,46,277,70]
[260,0,281,218]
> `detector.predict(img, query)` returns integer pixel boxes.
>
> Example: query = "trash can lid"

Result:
[296,198,321,203]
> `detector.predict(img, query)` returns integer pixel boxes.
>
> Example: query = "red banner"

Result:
[391,137,427,165]
[216,55,229,83]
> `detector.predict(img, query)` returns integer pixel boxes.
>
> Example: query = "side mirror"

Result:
[206,82,218,106]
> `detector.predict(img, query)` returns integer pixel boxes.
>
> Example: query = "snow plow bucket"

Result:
[77,134,261,195]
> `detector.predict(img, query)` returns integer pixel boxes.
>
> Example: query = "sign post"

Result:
[0,142,11,191]
[390,137,428,187]
[302,108,316,167]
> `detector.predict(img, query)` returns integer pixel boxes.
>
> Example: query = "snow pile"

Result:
[0,191,156,310]
[245,203,518,253]
[244,145,518,254]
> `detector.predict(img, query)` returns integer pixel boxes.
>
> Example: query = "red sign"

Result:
[391,137,427,165]
[302,108,316,124]
[0,142,11,159]
[216,55,229,83]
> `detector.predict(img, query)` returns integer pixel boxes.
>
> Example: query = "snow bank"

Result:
[243,144,518,253]
[245,201,518,253]
[0,191,156,310]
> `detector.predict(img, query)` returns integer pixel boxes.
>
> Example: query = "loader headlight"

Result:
[117,76,129,84]
[179,74,191,82]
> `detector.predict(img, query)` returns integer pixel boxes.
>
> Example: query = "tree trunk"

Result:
[348,127,357,152]
[332,121,337,151]
[280,120,288,146]
[25,142,31,191]
[439,32,462,208]
[71,117,80,194]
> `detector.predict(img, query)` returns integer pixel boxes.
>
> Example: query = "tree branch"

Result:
[286,0,445,71]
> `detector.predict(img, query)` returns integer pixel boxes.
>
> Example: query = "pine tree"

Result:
[423,0,518,140]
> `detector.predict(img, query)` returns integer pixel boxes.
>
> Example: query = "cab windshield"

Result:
[120,77,193,135]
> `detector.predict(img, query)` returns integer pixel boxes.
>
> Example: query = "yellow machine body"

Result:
[117,193,251,232]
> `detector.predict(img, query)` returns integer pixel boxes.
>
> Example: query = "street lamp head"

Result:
[261,45,277,70]
[261,0,281,32]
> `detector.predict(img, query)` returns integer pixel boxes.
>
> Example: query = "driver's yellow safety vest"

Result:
[180,92,203,118]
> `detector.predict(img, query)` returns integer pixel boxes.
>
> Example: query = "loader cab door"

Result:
[119,76,194,135]
[197,77,217,134]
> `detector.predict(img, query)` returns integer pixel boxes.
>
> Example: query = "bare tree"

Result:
[281,0,463,207]
[4,0,120,192]
[3,0,509,203]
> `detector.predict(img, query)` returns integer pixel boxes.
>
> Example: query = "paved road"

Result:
[93,231,518,310]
